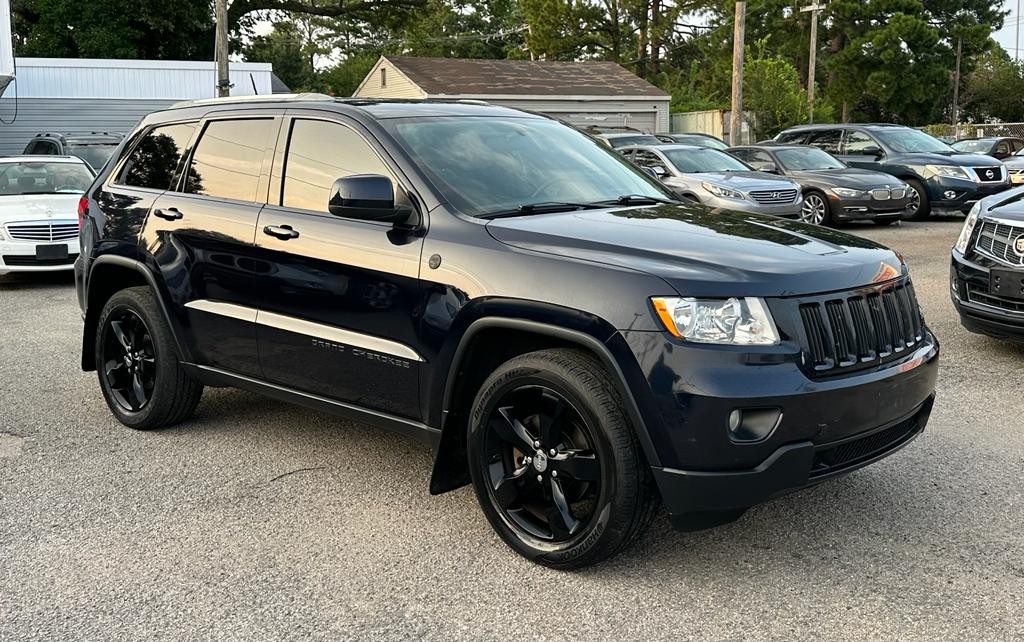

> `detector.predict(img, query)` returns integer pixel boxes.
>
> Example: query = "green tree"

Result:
[13,0,214,59]
[961,47,1024,122]
[744,43,832,139]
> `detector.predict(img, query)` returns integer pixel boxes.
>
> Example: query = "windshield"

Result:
[66,144,119,170]
[775,147,845,170]
[872,128,953,153]
[951,140,993,154]
[608,135,661,148]
[382,117,670,216]
[675,135,729,150]
[662,148,749,173]
[0,161,94,195]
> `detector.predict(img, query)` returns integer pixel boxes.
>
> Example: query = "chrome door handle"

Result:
[154,207,183,221]
[263,224,299,240]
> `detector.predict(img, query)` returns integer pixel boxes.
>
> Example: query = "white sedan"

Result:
[0,156,95,275]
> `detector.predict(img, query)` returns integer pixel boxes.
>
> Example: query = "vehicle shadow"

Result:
[0,271,76,290]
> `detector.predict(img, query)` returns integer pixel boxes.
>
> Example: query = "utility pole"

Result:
[1017,0,1021,62]
[729,1,745,145]
[800,3,826,123]
[951,35,962,133]
[214,0,230,97]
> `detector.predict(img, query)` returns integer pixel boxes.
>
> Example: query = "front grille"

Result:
[972,166,1003,182]
[974,220,1024,266]
[965,282,1024,314]
[870,188,891,200]
[810,413,921,478]
[6,220,79,241]
[890,187,906,199]
[3,253,78,266]
[749,188,798,205]
[1009,168,1024,176]
[797,279,924,376]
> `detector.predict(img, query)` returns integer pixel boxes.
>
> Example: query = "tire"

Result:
[467,348,658,569]
[95,286,203,430]
[799,189,835,226]
[903,179,931,220]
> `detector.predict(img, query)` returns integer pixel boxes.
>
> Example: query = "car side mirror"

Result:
[640,166,659,179]
[328,174,416,225]
[861,145,883,158]
[754,162,778,174]
[650,165,669,177]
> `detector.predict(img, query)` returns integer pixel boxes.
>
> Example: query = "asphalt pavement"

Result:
[1,218,1022,641]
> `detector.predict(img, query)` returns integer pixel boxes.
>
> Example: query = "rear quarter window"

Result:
[116,122,198,190]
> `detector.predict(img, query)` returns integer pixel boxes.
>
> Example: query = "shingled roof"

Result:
[384,56,668,98]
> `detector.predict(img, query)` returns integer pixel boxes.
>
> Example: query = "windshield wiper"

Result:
[480,201,603,219]
[596,194,678,206]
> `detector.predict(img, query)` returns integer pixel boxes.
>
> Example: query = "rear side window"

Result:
[117,122,197,190]
[186,119,274,202]
[281,119,392,213]
[804,129,842,153]
[776,131,807,144]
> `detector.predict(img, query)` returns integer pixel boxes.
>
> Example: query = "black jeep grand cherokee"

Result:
[76,96,939,568]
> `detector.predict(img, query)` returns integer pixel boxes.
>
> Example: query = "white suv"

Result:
[0,156,94,275]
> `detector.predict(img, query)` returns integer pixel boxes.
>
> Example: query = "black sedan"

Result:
[655,132,729,150]
[728,144,911,226]
[951,137,1024,160]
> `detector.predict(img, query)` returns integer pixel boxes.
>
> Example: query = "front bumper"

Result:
[704,196,802,219]
[0,239,80,275]
[826,192,909,221]
[951,250,1024,340]
[653,396,933,529]
[928,176,1010,214]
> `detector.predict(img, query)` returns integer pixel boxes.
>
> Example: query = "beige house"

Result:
[353,56,670,133]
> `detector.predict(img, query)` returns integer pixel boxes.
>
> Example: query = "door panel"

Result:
[254,115,425,419]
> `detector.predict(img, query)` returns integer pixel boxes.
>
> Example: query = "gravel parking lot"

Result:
[1,219,1021,641]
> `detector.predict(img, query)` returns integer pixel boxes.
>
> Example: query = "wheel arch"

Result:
[82,255,189,371]
[429,314,662,495]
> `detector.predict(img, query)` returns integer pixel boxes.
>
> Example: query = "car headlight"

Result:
[831,187,864,198]
[651,296,780,345]
[954,202,981,254]
[701,182,745,200]
[926,164,971,179]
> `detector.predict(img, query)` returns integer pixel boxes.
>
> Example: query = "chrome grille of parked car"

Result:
[974,220,1024,266]
[796,279,924,376]
[965,283,1024,313]
[748,189,798,205]
[972,166,1004,182]
[6,221,79,242]
[869,187,906,200]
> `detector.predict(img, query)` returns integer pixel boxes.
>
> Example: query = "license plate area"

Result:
[35,244,68,260]
[990,268,1024,300]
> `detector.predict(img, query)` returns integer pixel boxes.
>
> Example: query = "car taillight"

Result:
[77,196,88,228]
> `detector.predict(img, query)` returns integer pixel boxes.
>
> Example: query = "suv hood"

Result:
[893,151,998,166]
[790,167,905,189]
[689,170,798,191]
[0,194,81,224]
[486,203,905,298]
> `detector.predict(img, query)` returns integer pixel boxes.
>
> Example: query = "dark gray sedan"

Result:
[729,145,912,226]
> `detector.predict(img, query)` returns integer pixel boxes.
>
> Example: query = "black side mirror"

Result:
[328,174,416,225]
[861,145,883,158]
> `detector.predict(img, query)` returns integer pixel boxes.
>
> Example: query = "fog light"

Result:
[727,408,782,443]
[943,190,957,200]
[951,275,960,300]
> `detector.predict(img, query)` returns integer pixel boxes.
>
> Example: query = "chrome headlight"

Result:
[954,202,981,254]
[831,187,864,198]
[926,164,971,179]
[701,182,745,200]
[651,296,780,345]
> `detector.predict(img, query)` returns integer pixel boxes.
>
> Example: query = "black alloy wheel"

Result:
[480,384,602,542]
[467,349,658,569]
[101,309,156,412]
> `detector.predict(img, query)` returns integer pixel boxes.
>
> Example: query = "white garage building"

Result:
[354,56,670,133]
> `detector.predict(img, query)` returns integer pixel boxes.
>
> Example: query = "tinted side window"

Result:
[805,129,843,153]
[117,122,197,190]
[186,119,274,202]
[995,141,1010,155]
[632,150,664,169]
[282,119,392,213]
[843,130,879,154]
[776,131,807,144]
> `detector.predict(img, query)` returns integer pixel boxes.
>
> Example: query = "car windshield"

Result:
[872,128,953,153]
[951,140,994,154]
[774,147,845,170]
[608,135,661,148]
[662,148,750,173]
[675,135,728,150]
[66,144,119,170]
[382,117,671,216]
[0,161,94,195]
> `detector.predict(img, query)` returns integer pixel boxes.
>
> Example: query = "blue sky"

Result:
[994,0,1022,58]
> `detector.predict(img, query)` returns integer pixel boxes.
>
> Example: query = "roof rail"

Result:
[169,93,336,109]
